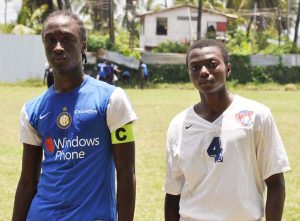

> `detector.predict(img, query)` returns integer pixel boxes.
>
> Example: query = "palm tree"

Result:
[109,0,115,44]
[226,0,291,47]
[197,0,202,40]
[293,0,300,45]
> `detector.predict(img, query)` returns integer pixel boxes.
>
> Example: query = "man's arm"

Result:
[265,173,286,221]
[113,141,135,221]
[12,144,42,221]
[165,193,180,221]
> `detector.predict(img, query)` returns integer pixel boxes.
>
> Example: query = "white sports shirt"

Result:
[164,95,290,221]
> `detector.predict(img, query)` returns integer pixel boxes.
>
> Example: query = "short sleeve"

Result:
[163,121,185,195]
[106,88,137,132]
[19,105,42,146]
[256,110,291,180]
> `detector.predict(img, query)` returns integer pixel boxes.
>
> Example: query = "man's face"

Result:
[187,46,231,94]
[42,16,85,73]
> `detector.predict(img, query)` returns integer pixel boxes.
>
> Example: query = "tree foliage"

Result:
[152,41,189,53]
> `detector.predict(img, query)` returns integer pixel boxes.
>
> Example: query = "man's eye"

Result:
[209,62,217,68]
[63,37,70,42]
[191,65,201,71]
[46,38,55,44]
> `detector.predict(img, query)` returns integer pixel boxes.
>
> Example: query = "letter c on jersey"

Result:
[116,128,127,141]
[111,124,134,144]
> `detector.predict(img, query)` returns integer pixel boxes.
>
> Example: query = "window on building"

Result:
[156,17,168,35]
[216,22,227,32]
[207,21,227,32]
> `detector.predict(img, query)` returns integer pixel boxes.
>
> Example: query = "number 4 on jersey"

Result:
[207,137,223,163]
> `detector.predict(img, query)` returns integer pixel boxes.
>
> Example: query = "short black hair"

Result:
[186,39,229,66]
[42,10,86,41]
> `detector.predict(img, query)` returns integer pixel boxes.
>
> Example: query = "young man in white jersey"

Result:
[12,10,136,221]
[164,39,290,221]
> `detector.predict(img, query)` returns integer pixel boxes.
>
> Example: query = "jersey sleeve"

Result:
[163,120,185,195]
[106,87,137,132]
[19,104,42,146]
[256,109,291,180]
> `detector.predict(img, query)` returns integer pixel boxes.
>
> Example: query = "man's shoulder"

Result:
[23,90,52,120]
[235,94,270,112]
[87,76,115,90]
[169,107,193,129]
[25,90,50,108]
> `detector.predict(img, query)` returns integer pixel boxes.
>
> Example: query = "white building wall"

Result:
[0,34,47,82]
[140,7,228,49]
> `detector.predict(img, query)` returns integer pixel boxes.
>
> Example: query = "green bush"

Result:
[153,41,189,53]
[0,24,14,33]
[147,64,189,83]
[141,55,300,84]
[229,54,252,83]
[87,29,141,59]
[87,33,109,52]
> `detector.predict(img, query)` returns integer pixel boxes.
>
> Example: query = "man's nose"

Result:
[53,41,64,52]
[199,66,209,77]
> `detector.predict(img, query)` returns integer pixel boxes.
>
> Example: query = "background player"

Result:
[43,62,54,88]
[140,61,149,89]
[12,10,137,221]
[164,39,290,221]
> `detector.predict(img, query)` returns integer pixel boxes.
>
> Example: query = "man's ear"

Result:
[226,63,232,78]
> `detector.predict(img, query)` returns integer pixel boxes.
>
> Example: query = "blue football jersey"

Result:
[23,76,127,221]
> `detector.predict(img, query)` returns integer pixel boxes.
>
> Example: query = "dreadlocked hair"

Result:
[42,10,86,41]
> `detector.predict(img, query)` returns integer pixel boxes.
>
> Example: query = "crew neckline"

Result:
[50,74,89,96]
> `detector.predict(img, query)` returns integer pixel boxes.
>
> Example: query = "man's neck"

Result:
[53,68,85,93]
[195,89,233,122]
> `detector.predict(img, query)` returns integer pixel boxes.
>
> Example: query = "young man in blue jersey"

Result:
[164,39,290,221]
[12,10,137,221]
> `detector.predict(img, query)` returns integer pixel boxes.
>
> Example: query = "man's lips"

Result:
[52,55,66,63]
[199,80,212,85]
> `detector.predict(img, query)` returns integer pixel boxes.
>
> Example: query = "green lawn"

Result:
[0,86,299,220]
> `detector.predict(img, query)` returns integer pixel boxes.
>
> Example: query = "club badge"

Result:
[235,110,253,127]
[57,107,72,129]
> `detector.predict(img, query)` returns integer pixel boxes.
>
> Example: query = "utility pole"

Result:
[109,0,115,44]
[287,0,290,38]
[277,1,282,45]
[129,1,137,49]
[294,0,300,46]
[252,2,257,53]
[253,2,257,39]
[197,0,202,40]
[4,0,8,24]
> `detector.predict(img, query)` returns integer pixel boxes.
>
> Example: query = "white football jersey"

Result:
[164,95,290,221]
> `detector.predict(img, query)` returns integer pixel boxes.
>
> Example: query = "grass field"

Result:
[0,85,299,220]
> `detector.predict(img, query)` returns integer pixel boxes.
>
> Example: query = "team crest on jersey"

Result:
[57,107,72,129]
[235,110,253,127]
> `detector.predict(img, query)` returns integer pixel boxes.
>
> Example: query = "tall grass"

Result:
[0,85,299,220]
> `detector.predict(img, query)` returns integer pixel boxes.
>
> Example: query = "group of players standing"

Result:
[96,60,149,88]
[45,57,149,88]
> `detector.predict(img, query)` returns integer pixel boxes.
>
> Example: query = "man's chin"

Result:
[52,65,70,75]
